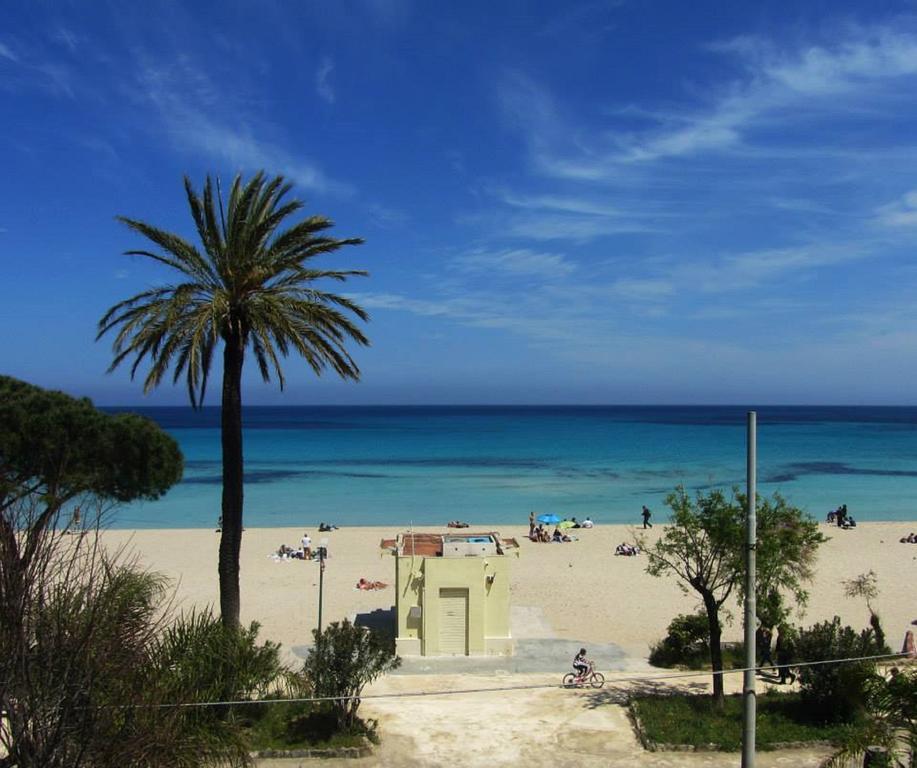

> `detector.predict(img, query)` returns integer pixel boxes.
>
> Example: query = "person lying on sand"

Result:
[447,520,470,528]
[900,532,917,543]
[356,578,388,591]
[615,542,640,556]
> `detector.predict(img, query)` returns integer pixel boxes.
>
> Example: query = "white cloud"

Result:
[452,247,576,277]
[0,41,18,62]
[51,28,79,53]
[315,56,335,104]
[876,189,917,227]
[137,58,349,195]
[500,28,917,179]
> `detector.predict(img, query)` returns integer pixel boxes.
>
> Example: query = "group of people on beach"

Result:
[272,529,334,561]
[826,504,857,529]
[527,512,593,543]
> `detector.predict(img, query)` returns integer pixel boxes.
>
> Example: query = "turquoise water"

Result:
[109,406,917,528]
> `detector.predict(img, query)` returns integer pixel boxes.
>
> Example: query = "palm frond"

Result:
[99,171,370,406]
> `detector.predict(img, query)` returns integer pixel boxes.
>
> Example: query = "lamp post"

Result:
[317,538,328,636]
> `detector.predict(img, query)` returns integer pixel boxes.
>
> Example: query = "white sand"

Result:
[104,521,916,661]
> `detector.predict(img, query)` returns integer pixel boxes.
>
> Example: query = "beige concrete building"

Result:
[380,532,520,656]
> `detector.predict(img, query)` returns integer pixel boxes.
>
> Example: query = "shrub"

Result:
[794,616,884,723]
[304,620,401,729]
[650,612,710,667]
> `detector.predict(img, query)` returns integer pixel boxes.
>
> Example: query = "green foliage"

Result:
[97,172,370,407]
[823,667,917,767]
[0,374,182,510]
[843,571,890,653]
[304,619,401,729]
[0,529,253,767]
[794,616,885,723]
[631,693,861,751]
[156,610,283,705]
[246,702,377,750]
[649,613,710,667]
[642,486,824,702]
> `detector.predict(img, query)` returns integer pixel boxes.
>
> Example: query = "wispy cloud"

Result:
[51,27,79,53]
[315,56,335,104]
[875,189,917,227]
[452,247,576,277]
[0,41,18,62]
[136,57,349,195]
[500,27,917,179]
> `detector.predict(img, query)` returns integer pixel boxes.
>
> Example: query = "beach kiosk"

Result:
[380,532,519,656]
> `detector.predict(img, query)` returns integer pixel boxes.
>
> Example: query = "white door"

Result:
[438,588,468,655]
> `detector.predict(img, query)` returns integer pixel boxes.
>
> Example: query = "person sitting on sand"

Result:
[553,527,571,542]
[570,517,581,528]
[580,517,594,528]
[539,526,550,543]
[826,510,836,524]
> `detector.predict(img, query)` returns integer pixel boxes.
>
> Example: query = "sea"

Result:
[106,406,917,529]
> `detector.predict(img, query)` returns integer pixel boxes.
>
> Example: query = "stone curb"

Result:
[252,744,373,759]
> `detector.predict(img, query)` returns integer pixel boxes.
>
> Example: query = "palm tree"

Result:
[98,172,369,629]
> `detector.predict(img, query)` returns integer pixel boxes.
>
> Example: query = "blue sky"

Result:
[3,1,917,405]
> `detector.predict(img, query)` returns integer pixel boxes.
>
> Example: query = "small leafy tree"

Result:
[643,487,824,705]
[843,570,890,653]
[304,620,401,729]
[794,616,885,723]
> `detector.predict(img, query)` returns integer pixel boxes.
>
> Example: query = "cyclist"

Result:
[573,648,589,681]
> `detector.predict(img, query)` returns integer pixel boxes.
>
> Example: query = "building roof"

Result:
[380,532,520,557]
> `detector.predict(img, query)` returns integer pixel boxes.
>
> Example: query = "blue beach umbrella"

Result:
[537,513,561,525]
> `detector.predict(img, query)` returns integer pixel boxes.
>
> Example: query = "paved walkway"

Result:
[256,672,834,768]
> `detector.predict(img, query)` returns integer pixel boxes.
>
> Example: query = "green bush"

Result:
[304,620,401,729]
[649,613,710,667]
[794,616,883,723]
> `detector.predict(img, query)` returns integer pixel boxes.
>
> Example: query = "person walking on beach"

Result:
[529,511,535,538]
[641,505,652,529]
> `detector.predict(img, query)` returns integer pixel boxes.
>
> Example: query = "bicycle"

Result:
[562,660,605,688]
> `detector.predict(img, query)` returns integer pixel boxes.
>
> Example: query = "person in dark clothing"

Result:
[756,626,774,668]
[775,625,796,684]
[641,505,652,529]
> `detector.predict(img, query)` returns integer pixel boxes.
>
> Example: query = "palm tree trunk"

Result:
[218,331,245,629]
[702,591,726,707]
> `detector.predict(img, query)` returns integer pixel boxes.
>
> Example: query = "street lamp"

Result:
[317,537,329,635]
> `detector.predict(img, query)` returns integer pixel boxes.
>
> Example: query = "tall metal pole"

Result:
[317,546,325,636]
[742,411,757,768]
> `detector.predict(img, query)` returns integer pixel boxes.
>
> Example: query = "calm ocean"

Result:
[107,406,917,529]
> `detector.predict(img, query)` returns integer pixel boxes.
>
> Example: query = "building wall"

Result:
[394,552,514,656]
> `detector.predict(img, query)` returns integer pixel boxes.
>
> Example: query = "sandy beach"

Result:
[104,521,916,662]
